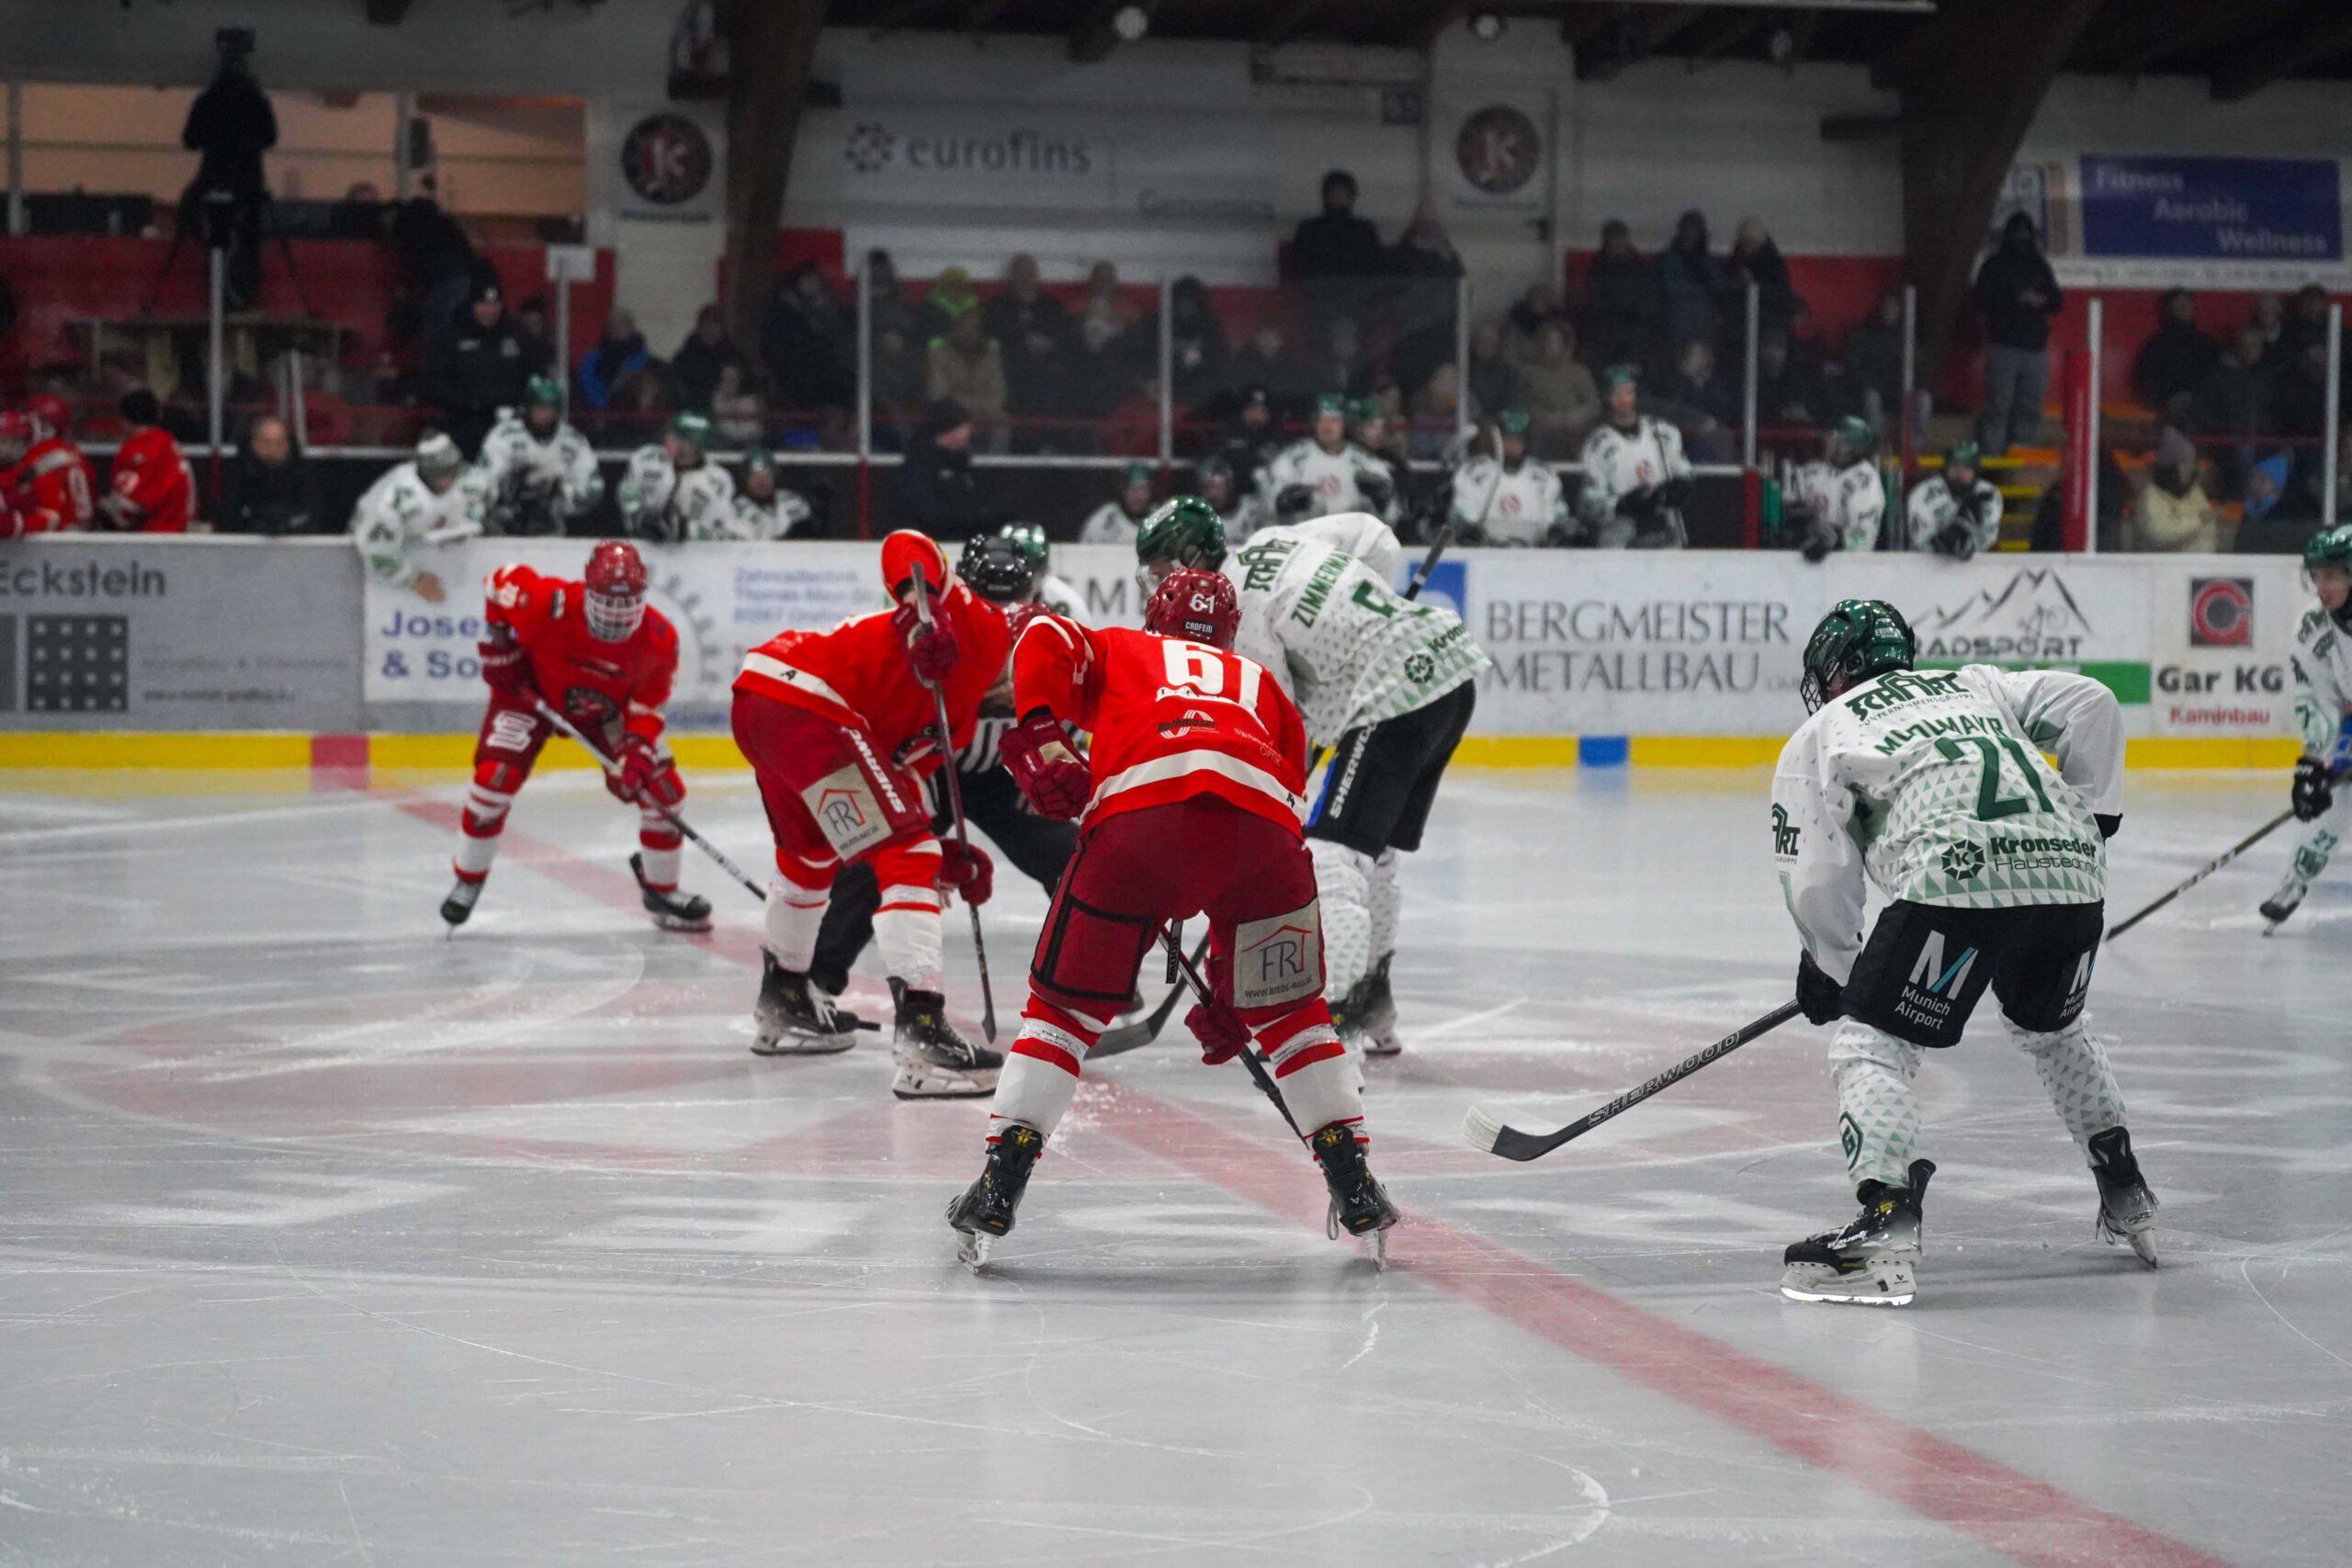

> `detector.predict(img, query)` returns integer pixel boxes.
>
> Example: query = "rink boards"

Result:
[0,535,2312,769]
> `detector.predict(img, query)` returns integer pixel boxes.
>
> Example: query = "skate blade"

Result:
[750,1032,859,1056]
[956,1231,992,1271]
[650,912,714,933]
[1362,1038,1403,1059]
[1781,1258,1915,1306]
[1363,1229,1389,1270]
[1781,1283,1915,1306]
[2131,1232,2159,1267]
[892,1063,1001,1100]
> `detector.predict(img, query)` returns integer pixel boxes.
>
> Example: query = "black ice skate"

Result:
[1309,1122,1399,1267]
[889,978,1002,1100]
[751,951,863,1055]
[2259,872,2307,930]
[2089,1126,2160,1267]
[440,874,483,931]
[945,1122,1045,1269]
[630,852,713,932]
[1781,1159,1935,1306]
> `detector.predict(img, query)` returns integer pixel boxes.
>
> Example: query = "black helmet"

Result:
[1800,599,1917,713]
[958,534,1035,604]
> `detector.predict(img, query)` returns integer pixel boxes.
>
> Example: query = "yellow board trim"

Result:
[0,732,2305,772]
[0,732,312,769]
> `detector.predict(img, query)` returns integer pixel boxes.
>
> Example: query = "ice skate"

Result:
[946,1123,1045,1268]
[2089,1126,2159,1266]
[1781,1159,1934,1306]
[440,874,483,931]
[2259,872,2307,931]
[630,852,712,932]
[752,951,862,1055]
[890,978,1001,1099]
[1309,1122,1399,1266]
[1356,953,1401,1056]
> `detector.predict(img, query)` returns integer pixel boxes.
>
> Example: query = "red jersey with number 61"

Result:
[1012,616,1310,830]
[484,563,677,743]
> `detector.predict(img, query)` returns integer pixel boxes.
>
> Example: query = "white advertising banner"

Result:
[359,541,2305,744]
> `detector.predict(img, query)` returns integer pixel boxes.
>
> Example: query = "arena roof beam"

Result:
[721,0,827,355]
[1895,0,2104,379]
[2209,9,2352,101]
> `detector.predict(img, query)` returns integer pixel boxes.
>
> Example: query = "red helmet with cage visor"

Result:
[583,540,648,642]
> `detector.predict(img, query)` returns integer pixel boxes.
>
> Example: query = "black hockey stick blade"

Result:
[1091,932,1212,1057]
[1463,999,1804,1162]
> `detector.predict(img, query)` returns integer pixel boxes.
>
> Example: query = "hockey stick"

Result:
[1461,999,1804,1162]
[904,569,998,1043]
[1403,523,1454,603]
[2108,804,2312,938]
[530,698,769,903]
[1090,929,1214,1058]
[1149,923,1305,1139]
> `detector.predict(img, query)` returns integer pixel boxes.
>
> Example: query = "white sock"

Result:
[1827,1021,1923,1189]
[763,877,830,972]
[1308,838,1374,999]
[2005,1013,2125,1159]
[874,883,943,994]
[1364,848,1400,964]
[1274,1048,1365,1145]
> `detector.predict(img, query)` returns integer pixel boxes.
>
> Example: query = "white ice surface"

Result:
[0,766,2345,1565]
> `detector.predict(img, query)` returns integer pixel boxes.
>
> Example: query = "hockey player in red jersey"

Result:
[0,398,96,535]
[439,540,712,934]
[945,567,1398,1261]
[731,529,1010,1099]
[96,391,193,533]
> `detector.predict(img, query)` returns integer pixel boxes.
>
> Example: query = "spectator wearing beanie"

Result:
[892,399,992,542]
[426,276,529,457]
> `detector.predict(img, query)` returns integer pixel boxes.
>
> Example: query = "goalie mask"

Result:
[1143,567,1240,651]
[583,539,649,642]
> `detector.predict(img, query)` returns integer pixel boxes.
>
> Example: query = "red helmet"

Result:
[25,395,70,441]
[880,528,950,603]
[1143,567,1239,651]
[582,540,648,641]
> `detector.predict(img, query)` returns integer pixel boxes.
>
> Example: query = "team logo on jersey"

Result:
[1403,651,1436,684]
[1838,1112,1863,1172]
[800,766,892,858]
[2189,577,2254,647]
[1906,932,1979,996]
[1232,901,1323,1010]
[1939,842,1985,880]
[1157,706,1219,739]
[1771,804,1801,855]
[620,113,714,206]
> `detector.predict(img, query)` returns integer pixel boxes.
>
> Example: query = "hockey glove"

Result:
[1654,476,1694,510]
[999,708,1091,820]
[1800,528,1835,564]
[890,599,960,683]
[478,633,536,699]
[937,839,994,907]
[2096,813,2122,841]
[2292,756,2335,822]
[1357,470,1395,513]
[1795,950,1844,1026]
[1187,999,1254,1066]
[1274,482,1317,520]
[613,732,682,807]
[1613,487,1652,519]
[1931,518,1977,560]
[1542,520,1581,548]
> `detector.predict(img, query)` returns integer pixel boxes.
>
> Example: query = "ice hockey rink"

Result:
[1,762,2345,1567]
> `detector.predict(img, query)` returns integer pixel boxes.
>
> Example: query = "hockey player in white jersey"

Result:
[1576,367,1691,547]
[1077,462,1156,547]
[1790,416,1888,561]
[2258,525,2352,927]
[1448,410,1571,547]
[474,375,604,536]
[721,450,817,541]
[350,431,487,601]
[1136,496,1489,1057]
[1771,599,2157,1305]
[1260,393,1398,526]
[1001,524,1085,621]
[1197,455,1269,547]
[1905,440,2003,558]
[616,412,737,542]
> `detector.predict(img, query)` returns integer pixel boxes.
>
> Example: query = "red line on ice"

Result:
[1102,1093,2233,1568]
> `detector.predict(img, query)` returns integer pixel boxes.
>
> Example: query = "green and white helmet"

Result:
[2302,523,2352,573]
[1800,598,1917,713]
[1135,494,1227,573]
[668,412,713,453]
[999,523,1048,572]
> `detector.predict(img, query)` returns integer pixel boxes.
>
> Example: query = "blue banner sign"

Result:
[2081,155,2341,263]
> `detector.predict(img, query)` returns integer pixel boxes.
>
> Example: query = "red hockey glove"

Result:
[612,732,680,807]
[937,839,994,907]
[998,709,1091,820]
[891,599,960,683]
[479,635,535,699]
[1187,1000,1253,1066]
